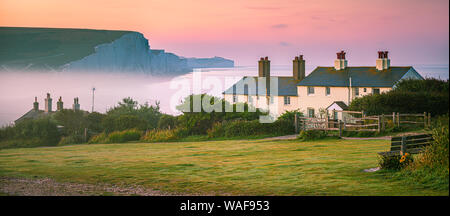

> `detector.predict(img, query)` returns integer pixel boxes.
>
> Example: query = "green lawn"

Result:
[0,138,446,195]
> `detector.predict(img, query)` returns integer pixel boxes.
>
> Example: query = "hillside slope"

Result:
[0,27,234,74]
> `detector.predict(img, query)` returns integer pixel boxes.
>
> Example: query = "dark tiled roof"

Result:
[14,109,49,124]
[297,66,422,87]
[223,76,298,96]
[326,101,349,110]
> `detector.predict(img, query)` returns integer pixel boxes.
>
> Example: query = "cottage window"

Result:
[354,87,359,96]
[283,96,290,105]
[270,96,274,104]
[363,88,367,92]
[248,96,253,103]
[307,86,315,95]
[373,88,380,95]
[307,108,315,118]
[326,87,331,95]
[233,95,237,103]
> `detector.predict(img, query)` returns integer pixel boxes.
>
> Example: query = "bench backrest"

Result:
[390,134,433,152]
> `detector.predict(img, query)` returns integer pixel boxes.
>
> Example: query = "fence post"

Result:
[325,111,329,129]
[377,115,381,132]
[423,112,427,128]
[338,120,342,137]
[392,112,396,126]
[397,112,400,127]
[84,128,87,143]
[294,113,298,134]
[428,112,431,127]
[381,114,385,131]
[400,136,407,155]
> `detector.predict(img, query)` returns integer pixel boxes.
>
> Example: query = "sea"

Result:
[0,64,448,126]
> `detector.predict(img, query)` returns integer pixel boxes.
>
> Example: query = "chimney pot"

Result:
[299,55,303,60]
[295,56,299,60]
[264,56,268,61]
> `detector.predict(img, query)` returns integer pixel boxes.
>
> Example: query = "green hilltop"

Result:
[0,27,133,70]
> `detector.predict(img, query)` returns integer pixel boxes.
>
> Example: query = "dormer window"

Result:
[326,87,331,95]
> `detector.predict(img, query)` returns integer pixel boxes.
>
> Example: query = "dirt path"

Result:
[0,176,184,196]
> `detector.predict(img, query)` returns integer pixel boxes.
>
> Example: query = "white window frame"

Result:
[283,96,290,105]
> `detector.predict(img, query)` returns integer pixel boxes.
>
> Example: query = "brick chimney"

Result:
[33,97,39,111]
[57,96,63,111]
[293,55,305,80]
[258,56,271,96]
[334,50,348,70]
[376,51,390,71]
[44,93,52,113]
[72,97,80,111]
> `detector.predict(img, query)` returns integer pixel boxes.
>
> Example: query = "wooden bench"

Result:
[378,134,433,157]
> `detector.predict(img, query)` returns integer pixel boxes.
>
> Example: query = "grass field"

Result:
[0,138,446,195]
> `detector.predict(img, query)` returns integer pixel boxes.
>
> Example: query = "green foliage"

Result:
[88,129,142,144]
[102,97,162,133]
[394,78,449,93]
[0,117,61,149]
[349,78,449,116]
[157,114,178,129]
[277,109,303,126]
[298,130,328,141]
[58,135,85,146]
[88,132,108,144]
[397,114,449,190]
[141,128,189,142]
[207,119,294,138]
[378,153,413,170]
[107,129,142,143]
[176,94,267,135]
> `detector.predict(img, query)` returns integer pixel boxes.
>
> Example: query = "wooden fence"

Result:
[295,111,432,136]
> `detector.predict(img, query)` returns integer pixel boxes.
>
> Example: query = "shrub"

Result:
[87,129,142,144]
[349,78,449,116]
[158,114,178,129]
[58,135,85,146]
[398,114,449,190]
[88,132,108,144]
[207,119,294,138]
[0,117,61,149]
[107,129,142,143]
[141,127,189,142]
[378,153,413,170]
[298,130,328,141]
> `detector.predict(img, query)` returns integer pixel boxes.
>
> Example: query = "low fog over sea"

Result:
[0,64,448,126]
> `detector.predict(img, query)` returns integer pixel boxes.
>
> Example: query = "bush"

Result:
[58,135,85,146]
[88,132,108,144]
[0,117,61,149]
[207,119,294,138]
[397,114,449,190]
[141,127,189,142]
[298,130,328,141]
[349,78,449,116]
[158,114,178,129]
[107,129,142,143]
[378,153,413,170]
[87,129,142,144]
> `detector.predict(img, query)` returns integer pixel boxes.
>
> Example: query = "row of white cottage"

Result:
[223,51,424,120]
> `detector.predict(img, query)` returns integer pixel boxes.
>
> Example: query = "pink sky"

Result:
[1,0,448,66]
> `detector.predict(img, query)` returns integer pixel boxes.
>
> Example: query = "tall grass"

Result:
[141,128,189,142]
[88,129,142,144]
[397,114,449,191]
